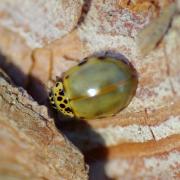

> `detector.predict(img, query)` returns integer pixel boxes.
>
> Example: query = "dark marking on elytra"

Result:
[60,104,65,108]
[78,59,88,66]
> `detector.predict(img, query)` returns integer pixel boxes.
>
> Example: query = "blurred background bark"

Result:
[0,0,179,179]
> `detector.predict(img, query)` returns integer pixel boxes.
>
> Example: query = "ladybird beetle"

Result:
[49,56,138,119]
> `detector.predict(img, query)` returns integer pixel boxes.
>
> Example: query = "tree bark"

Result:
[0,70,88,179]
[0,0,179,179]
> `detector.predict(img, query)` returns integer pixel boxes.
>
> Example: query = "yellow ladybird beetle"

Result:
[49,56,138,120]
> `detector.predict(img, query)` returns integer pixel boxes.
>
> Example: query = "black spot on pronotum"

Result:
[78,59,88,66]
[49,92,52,97]
[59,91,64,96]
[57,96,63,101]
[56,82,60,87]
[60,104,65,108]
[59,88,63,92]
[65,107,72,112]
[64,99,68,104]
[52,104,57,108]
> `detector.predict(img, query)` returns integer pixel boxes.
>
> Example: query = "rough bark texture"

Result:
[0,0,180,179]
[0,72,88,179]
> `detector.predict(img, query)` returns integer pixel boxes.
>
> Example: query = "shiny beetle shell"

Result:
[49,56,138,119]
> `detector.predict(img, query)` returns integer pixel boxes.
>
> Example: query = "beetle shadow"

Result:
[0,53,111,179]
[54,113,111,180]
[0,53,49,105]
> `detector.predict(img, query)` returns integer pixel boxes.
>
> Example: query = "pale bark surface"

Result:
[0,0,83,47]
[0,0,179,179]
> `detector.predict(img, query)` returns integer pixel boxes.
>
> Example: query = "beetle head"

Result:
[49,81,74,118]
